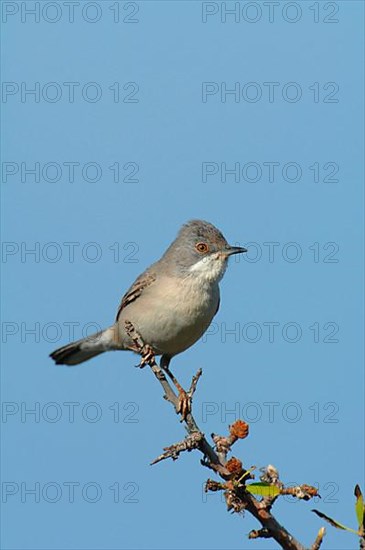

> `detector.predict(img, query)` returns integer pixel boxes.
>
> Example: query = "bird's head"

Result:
[161,220,247,283]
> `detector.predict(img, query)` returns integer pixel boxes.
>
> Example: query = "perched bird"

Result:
[50,220,246,373]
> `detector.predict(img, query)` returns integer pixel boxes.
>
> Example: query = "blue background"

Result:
[1,1,364,549]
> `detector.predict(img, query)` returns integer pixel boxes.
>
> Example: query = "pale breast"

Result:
[118,275,219,356]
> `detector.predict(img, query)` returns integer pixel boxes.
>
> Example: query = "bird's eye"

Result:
[195,242,209,254]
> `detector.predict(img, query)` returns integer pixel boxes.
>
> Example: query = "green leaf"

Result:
[354,485,365,529]
[246,483,281,498]
[312,510,358,534]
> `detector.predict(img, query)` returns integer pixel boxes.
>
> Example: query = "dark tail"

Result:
[50,326,118,366]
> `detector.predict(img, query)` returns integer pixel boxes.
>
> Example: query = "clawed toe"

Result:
[138,344,155,368]
[177,388,192,421]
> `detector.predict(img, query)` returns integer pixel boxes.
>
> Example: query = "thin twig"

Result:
[187,367,202,399]
[150,431,204,465]
[311,527,326,550]
[249,528,271,539]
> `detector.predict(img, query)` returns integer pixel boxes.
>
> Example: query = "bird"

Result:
[50,220,247,399]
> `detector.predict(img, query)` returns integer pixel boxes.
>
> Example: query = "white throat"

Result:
[188,253,227,284]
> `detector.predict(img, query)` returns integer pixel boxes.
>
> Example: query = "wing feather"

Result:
[115,269,156,321]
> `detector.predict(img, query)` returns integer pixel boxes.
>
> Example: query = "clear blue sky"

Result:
[1,2,364,549]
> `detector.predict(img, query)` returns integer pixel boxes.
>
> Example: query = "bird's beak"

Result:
[225,245,247,256]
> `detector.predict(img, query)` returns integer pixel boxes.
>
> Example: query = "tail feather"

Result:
[50,326,118,366]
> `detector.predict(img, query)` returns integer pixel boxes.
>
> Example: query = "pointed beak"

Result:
[225,245,247,256]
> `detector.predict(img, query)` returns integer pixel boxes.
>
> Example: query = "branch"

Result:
[125,321,314,550]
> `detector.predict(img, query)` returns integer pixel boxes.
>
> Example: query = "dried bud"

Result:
[211,433,231,454]
[224,490,246,513]
[230,420,249,440]
[282,484,320,500]
[205,479,226,493]
[260,464,281,485]
[226,457,243,475]
[301,484,320,499]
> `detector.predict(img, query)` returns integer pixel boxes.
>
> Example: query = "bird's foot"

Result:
[175,369,203,421]
[176,386,192,421]
[137,344,156,368]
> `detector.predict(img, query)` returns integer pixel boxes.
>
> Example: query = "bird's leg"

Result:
[160,355,191,420]
[124,320,155,368]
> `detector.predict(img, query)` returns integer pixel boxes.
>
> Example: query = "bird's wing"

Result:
[115,268,156,321]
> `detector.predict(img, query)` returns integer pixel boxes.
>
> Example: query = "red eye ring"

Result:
[195,242,209,254]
